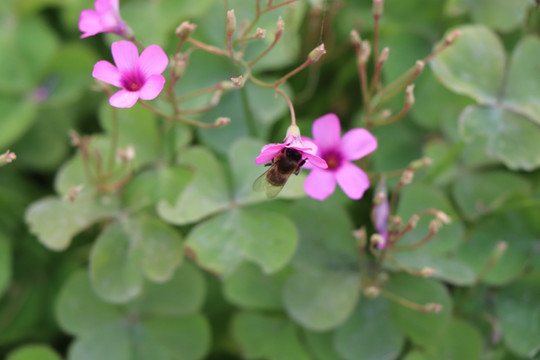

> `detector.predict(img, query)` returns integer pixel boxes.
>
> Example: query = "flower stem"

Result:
[138,100,225,128]
[275,87,296,126]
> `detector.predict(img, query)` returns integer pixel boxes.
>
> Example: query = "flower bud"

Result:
[275,16,285,39]
[308,43,326,62]
[117,145,135,162]
[220,80,235,91]
[420,267,435,277]
[359,40,371,65]
[435,211,451,224]
[379,109,391,119]
[390,215,402,228]
[364,286,381,299]
[408,214,420,229]
[0,150,16,166]
[231,75,245,88]
[215,117,231,127]
[445,30,462,46]
[69,129,81,146]
[370,233,385,248]
[350,29,361,47]
[414,60,425,74]
[429,219,442,233]
[424,303,443,313]
[353,227,367,247]
[400,168,414,184]
[66,184,84,202]
[172,53,188,79]
[378,47,389,65]
[410,156,432,170]
[405,84,415,107]
[372,0,384,18]
[226,10,236,36]
[255,27,266,39]
[175,21,197,39]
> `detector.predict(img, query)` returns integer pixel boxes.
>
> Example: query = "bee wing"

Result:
[265,183,284,199]
[253,170,269,192]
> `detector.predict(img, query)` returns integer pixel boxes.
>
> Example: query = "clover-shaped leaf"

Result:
[6,344,62,360]
[56,264,209,360]
[90,215,184,303]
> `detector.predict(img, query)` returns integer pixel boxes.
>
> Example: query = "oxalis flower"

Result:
[255,124,328,169]
[303,113,377,201]
[92,40,168,108]
[79,0,132,39]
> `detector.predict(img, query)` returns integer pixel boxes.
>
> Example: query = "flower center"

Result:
[322,151,342,170]
[122,70,144,92]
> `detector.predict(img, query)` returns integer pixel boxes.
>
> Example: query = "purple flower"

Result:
[372,178,390,249]
[79,0,131,39]
[92,41,168,108]
[255,125,328,169]
[303,113,377,201]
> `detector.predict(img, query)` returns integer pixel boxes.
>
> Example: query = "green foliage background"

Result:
[1,0,540,359]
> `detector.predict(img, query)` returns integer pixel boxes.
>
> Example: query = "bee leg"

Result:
[294,159,307,175]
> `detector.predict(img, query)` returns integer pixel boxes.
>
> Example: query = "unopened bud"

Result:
[308,43,326,62]
[353,227,367,247]
[66,184,84,202]
[231,75,245,88]
[496,241,508,254]
[390,215,402,228]
[424,303,443,313]
[226,10,236,35]
[401,169,414,184]
[378,47,389,65]
[420,267,435,277]
[359,40,371,64]
[350,29,362,47]
[373,0,384,18]
[414,60,425,74]
[172,53,188,78]
[429,219,442,233]
[370,233,385,248]
[175,21,197,39]
[0,150,16,166]
[405,84,415,107]
[117,145,135,162]
[220,80,235,91]
[379,109,391,119]
[445,30,462,46]
[408,214,420,229]
[69,129,81,146]
[275,16,285,39]
[215,117,231,127]
[364,286,381,299]
[374,191,386,205]
[255,27,266,38]
[410,156,432,170]
[210,90,223,106]
[435,211,451,224]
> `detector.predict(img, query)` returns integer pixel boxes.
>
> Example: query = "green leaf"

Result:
[457,210,538,286]
[232,312,311,360]
[122,166,193,212]
[304,330,345,360]
[427,319,483,360]
[0,234,11,297]
[283,267,360,331]
[57,266,209,360]
[224,262,287,310]
[460,105,540,171]
[334,298,405,360]
[157,147,230,225]
[6,344,62,360]
[99,102,160,168]
[452,171,530,221]
[0,96,38,149]
[495,273,540,358]
[396,183,463,254]
[504,36,540,125]
[90,216,184,303]
[467,0,531,33]
[25,191,118,251]
[431,25,505,104]
[390,252,476,286]
[185,208,298,278]
[386,275,452,347]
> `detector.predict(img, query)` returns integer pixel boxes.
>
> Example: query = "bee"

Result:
[253,147,306,198]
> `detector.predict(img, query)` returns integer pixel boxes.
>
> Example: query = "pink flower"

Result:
[79,0,131,39]
[372,178,390,249]
[92,41,168,108]
[303,113,377,201]
[255,125,328,169]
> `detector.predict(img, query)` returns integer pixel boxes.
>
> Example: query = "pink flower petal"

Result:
[304,168,336,201]
[92,60,122,87]
[304,153,328,169]
[111,41,139,73]
[94,0,114,13]
[255,144,285,164]
[139,45,169,77]
[341,128,378,161]
[335,162,370,200]
[312,113,342,151]
[139,75,165,100]
[109,89,140,108]
[300,136,319,155]
[79,10,101,38]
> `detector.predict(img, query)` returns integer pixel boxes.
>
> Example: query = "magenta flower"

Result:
[92,41,168,108]
[303,113,377,201]
[372,178,390,249]
[79,0,131,39]
[255,125,328,169]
